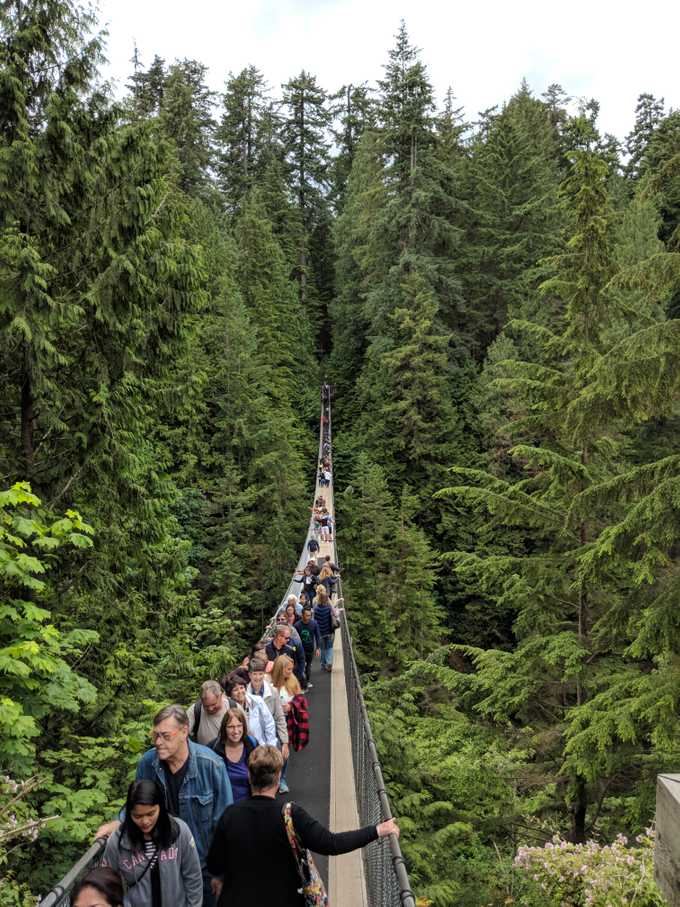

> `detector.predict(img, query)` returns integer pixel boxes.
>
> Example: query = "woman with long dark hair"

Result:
[102,779,202,907]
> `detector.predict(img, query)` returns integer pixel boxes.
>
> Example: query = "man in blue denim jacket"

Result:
[96,704,232,907]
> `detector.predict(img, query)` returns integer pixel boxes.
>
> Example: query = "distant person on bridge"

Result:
[210,708,257,803]
[206,746,399,907]
[266,624,306,687]
[294,605,321,688]
[295,564,318,605]
[307,533,320,557]
[187,680,235,746]
[225,675,277,748]
[318,561,337,598]
[277,592,302,618]
[247,656,289,760]
[102,779,203,906]
[281,602,303,649]
[95,704,232,907]
[313,586,336,673]
[271,655,309,754]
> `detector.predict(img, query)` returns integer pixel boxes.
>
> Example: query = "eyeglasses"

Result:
[152,729,180,742]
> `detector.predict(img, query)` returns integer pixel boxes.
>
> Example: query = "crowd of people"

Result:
[70,388,399,907]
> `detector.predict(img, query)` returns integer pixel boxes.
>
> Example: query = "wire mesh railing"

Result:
[339,606,416,907]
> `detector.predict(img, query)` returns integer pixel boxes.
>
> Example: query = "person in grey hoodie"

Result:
[103,779,202,907]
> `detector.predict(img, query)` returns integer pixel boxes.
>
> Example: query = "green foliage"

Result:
[0,483,97,775]
[338,455,443,672]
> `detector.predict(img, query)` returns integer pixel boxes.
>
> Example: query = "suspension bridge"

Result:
[39,385,416,907]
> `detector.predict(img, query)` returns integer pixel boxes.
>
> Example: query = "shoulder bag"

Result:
[281,802,328,906]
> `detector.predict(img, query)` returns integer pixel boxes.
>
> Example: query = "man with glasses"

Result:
[95,704,232,907]
[265,624,306,686]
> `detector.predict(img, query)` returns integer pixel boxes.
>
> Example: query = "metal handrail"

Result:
[38,838,107,907]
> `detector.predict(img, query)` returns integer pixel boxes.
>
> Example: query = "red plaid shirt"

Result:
[287,694,310,751]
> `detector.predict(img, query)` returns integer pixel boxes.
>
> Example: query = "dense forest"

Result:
[2,1,680,904]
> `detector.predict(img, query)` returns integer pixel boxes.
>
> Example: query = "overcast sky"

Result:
[95,0,678,141]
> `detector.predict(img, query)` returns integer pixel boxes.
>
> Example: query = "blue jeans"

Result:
[320,634,334,668]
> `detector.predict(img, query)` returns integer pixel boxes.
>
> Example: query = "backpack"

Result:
[190,698,202,741]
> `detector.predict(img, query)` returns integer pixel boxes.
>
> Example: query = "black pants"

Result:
[303,646,314,684]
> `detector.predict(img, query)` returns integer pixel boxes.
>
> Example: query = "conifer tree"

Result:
[338,454,443,672]
[329,130,384,422]
[358,269,463,516]
[127,53,166,118]
[158,59,216,196]
[625,93,666,182]
[329,82,375,211]
[280,69,332,321]
[234,187,313,407]
[216,65,270,215]
[460,83,564,352]
[438,150,620,842]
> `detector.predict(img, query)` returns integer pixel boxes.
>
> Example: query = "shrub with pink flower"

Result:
[513,829,664,906]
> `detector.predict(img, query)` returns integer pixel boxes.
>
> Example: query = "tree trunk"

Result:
[21,352,34,472]
[570,776,588,843]
[299,247,307,309]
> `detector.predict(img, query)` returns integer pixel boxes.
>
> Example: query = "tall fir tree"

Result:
[216,65,270,215]
[625,93,666,182]
[280,69,333,345]
[460,82,565,353]
[158,59,216,196]
[438,150,620,842]
[329,82,375,212]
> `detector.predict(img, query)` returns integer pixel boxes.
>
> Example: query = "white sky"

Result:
[95,0,679,141]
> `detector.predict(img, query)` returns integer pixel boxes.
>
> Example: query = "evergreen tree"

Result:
[234,187,312,406]
[438,150,620,842]
[280,70,331,229]
[625,93,665,182]
[216,65,270,215]
[328,130,384,422]
[159,59,216,196]
[460,83,564,353]
[338,454,443,672]
[127,53,166,118]
[329,82,375,211]
[280,69,334,348]
[359,269,463,513]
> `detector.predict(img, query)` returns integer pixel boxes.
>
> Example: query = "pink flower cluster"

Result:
[514,829,663,906]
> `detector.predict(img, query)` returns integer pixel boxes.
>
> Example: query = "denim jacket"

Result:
[135,740,233,868]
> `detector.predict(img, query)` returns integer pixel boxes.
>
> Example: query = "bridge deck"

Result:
[281,460,368,904]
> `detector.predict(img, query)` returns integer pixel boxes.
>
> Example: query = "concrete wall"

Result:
[655,774,680,905]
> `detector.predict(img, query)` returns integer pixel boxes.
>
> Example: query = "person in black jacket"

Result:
[207,746,399,906]
[266,624,306,686]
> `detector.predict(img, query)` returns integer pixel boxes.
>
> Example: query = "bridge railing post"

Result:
[655,773,680,905]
